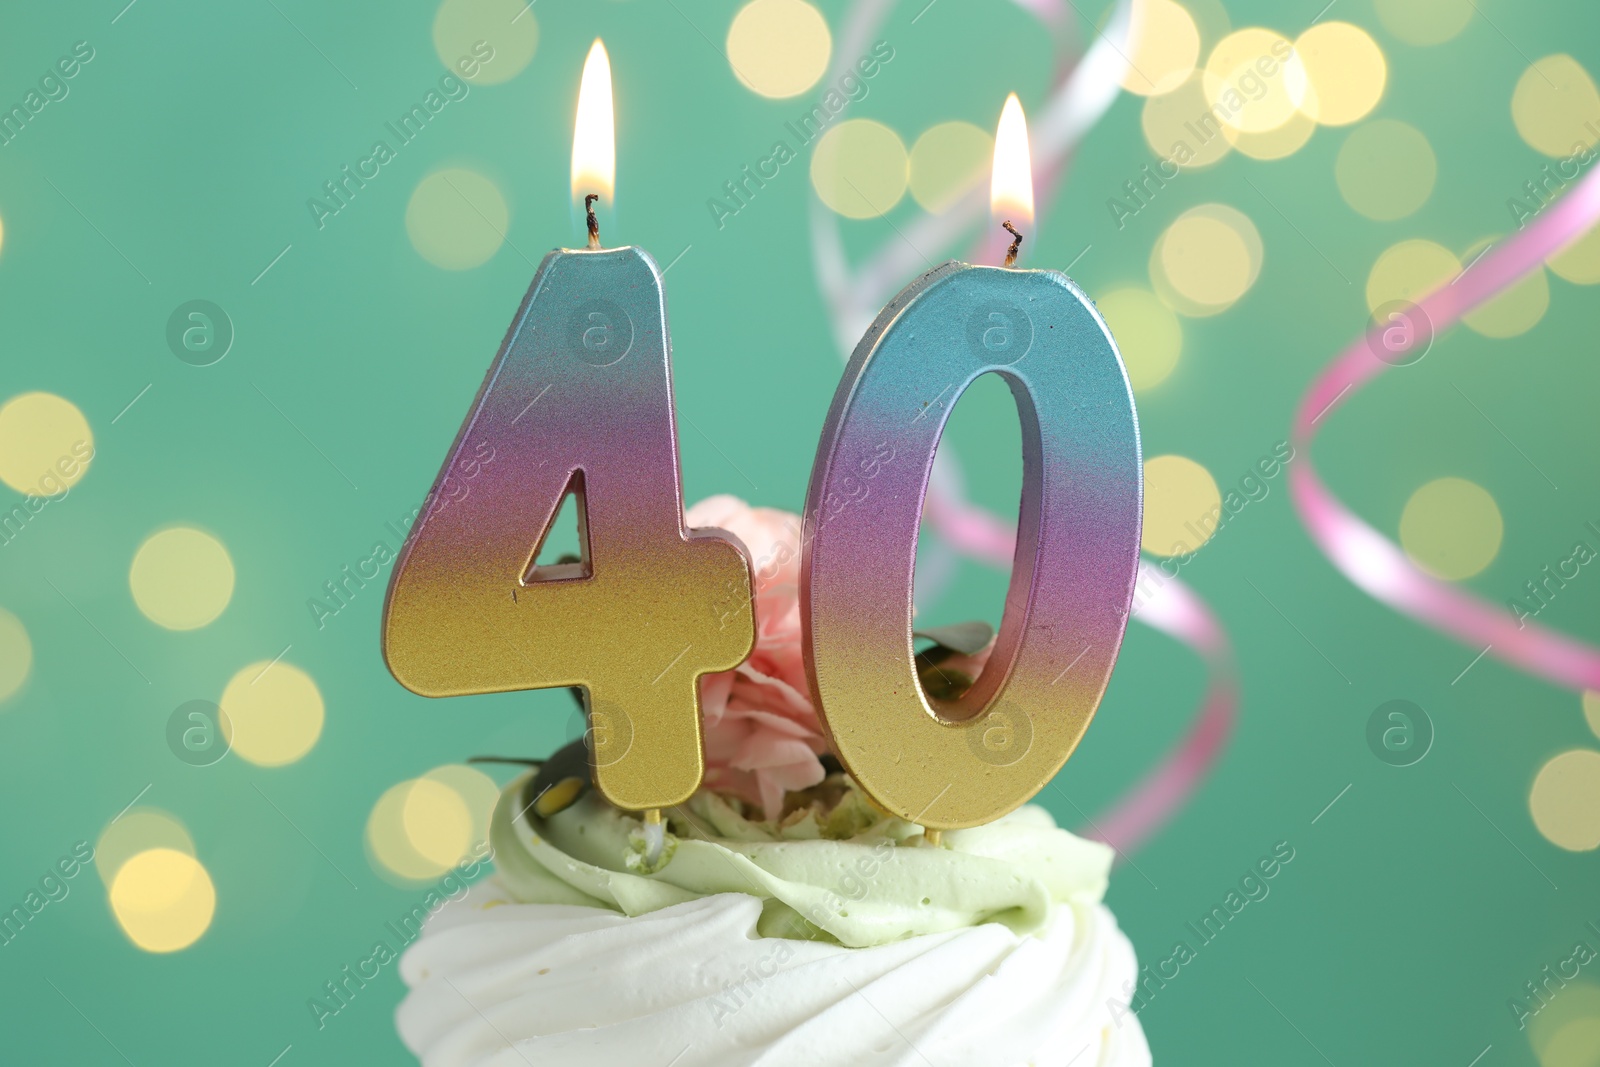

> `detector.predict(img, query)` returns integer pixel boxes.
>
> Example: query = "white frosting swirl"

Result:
[397,884,1148,1066]
[396,779,1150,1065]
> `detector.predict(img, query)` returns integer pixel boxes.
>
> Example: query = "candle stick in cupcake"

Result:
[382,40,757,852]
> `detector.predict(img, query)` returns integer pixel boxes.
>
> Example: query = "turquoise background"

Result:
[1,0,1598,1064]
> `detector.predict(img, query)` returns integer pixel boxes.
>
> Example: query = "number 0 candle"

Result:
[381,41,756,814]
[801,94,1143,830]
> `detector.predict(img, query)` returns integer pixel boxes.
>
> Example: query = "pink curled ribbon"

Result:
[1292,165,1600,693]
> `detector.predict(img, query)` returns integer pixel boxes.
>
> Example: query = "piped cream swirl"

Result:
[397,778,1150,1066]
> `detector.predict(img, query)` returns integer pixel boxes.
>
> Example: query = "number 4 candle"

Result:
[801,94,1144,831]
[381,41,756,818]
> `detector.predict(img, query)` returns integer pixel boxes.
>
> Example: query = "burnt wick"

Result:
[1002,220,1024,268]
[585,193,601,250]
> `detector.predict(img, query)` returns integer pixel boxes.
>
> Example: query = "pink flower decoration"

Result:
[687,495,828,820]
[686,495,997,821]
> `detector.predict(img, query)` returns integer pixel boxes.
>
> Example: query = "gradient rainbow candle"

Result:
[801,95,1144,835]
[381,41,756,831]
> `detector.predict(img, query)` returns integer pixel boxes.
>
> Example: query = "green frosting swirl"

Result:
[490,774,1113,950]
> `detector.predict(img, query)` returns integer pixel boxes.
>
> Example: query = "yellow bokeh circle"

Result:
[368,781,436,880]
[0,212,5,257]
[407,168,508,270]
[810,119,908,219]
[1398,477,1502,580]
[1294,22,1386,126]
[726,0,831,99]
[432,0,538,85]
[1374,0,1472,46]
[109,848,216,953]
[1366,239,1460,315]
[1548,223,1600,285]
[1142,454,1222,557]
[1142,74,1233,169]
[368,766,495,881]
[909,121,993,215]
[0,392,93,496]
[1584,691,1600,739]
[1461,237,1548,338]
[1097,288,1182,391]
[219,660,324,767]
[1225,108,1316,160]
[1202,28,1309,134]
[1122,0,1201,96]
[1537,1017,1600,1067]
[0,607,30,704]
[1152,203,1262,316]
[129,527,235,631]
[1529,983,1600,1067]
[403,778,473,868]
[1336,120,1436,221]
[1512,55,1600,159]
[420,763,500,847]
[1529,749,1600,851]
[96,810,195,887]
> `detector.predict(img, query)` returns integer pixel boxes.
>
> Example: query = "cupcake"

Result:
[394,497,1150,1065]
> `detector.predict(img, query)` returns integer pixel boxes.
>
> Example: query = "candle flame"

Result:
[990,93,1033,227]
[572,39,615,207]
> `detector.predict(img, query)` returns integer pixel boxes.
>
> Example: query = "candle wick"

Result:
[585,193,602,250]
[1002,220,1024,268]
[642,807,665,865]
